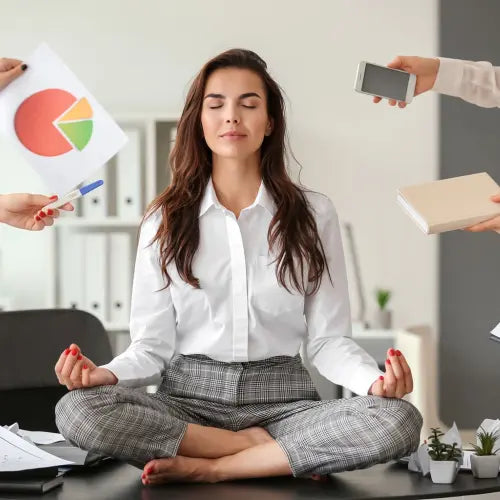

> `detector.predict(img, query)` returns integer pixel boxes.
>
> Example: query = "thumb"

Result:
[370,376,385,397]
[387,56,404,70]
[25,194,53,209]
[491,193,500,203]
[0,63,27,90]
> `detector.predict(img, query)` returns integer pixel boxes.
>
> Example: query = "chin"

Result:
[214,147,256,160]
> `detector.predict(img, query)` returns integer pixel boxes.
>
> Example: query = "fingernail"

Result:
[77,354,82,360]
[379,375,384,380]
[49,195,58,201]
[35,215,41,221]
[389,348,395,356]
[21,64,28,71]
[47,209,54,215]
[396,350,402,356]
[64,348,70,355]
[146,466,153,474]
[71,348,78,356]
[386,359,391,365]
[83,364,88,369]
[39,211,46,218]
[141,473,146,479]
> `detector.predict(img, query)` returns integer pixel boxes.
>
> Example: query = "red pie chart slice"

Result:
[15,89,77,157]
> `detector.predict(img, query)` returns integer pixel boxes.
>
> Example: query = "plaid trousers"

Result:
[55,354,422,476]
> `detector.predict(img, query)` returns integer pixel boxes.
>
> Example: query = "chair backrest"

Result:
[0,309,113,431]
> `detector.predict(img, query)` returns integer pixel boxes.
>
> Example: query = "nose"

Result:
[224,103,240,124]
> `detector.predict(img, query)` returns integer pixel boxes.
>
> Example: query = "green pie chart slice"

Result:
[57,120,93,151]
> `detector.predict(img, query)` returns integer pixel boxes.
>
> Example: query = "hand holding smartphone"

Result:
[354,61,416,105]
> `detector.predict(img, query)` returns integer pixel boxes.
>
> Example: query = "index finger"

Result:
[466,216,500,232]
[55,347,70,379]
[0,58,23,71]
[387,56,403,70]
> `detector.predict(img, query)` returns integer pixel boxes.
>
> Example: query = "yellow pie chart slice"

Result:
[58,97,93,122]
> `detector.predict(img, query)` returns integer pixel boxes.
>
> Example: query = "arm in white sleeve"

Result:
[305,196,382,396]
[433,57,500,108]
[100,212,176,387]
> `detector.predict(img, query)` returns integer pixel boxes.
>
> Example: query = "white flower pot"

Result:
[430,460,459,484]
[471,454,500,478]
[373,309,392,329]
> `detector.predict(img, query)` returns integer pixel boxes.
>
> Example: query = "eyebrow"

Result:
[204,92,262,100]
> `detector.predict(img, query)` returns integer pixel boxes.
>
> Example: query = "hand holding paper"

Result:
[0,43,127,197]
[0,57,27,91]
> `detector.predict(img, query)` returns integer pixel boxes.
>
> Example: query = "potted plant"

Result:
[373,288,392,329]
[470,427,500,478]
[428,427,462,484]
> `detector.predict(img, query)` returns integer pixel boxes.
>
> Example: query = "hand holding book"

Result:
[465,193,500,232]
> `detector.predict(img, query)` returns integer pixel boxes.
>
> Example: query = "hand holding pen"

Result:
[0,193,74,231]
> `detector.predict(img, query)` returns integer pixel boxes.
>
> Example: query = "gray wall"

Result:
[440,0,500,427]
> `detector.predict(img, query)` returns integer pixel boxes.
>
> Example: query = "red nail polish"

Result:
[83,364,88,370]
[39,211,46,218]
[77,354,82,360]
[64,348,70,355]
[146,466,153,474]
[35,215,41,221]
[386,359,391,365]
[47,209,54,215]
[49,195,58,201]
[396,350,402,356]
[389,348,395,356]
[379,375,384,380]
[71,348,78,356]
[141,473,145,479]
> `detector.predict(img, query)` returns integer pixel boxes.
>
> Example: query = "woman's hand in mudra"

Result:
[54,343,118,390]
[369,348,413,399]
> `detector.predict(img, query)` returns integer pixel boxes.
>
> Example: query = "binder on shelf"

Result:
[170,126,177,145]
[82,164,108,218]
[59,232,85,310]
[83,233,107,323]
[116,128,141,218]
[108,232,131,325]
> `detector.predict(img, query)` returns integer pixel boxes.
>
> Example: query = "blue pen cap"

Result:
[79,179,104,195]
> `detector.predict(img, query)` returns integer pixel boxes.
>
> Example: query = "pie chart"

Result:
[14,89,94,157]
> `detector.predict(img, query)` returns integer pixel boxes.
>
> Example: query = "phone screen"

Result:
[361,63,410,101]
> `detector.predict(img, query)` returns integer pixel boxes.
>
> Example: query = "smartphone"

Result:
[354,61,416,103]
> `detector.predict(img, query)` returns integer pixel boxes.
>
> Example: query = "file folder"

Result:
[116,128,141,218]
[83,233,107,323]
[108,232,131,325]
[82,165,108,218]
[59,231,85,310]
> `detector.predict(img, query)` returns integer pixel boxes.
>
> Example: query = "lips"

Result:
[221,131,246,137]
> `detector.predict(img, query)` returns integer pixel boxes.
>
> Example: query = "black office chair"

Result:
[0,309,113,432]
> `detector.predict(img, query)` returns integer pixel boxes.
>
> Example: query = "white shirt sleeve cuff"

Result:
[432,57,465,97]
[99,359,162,388]
[349,363,384,396]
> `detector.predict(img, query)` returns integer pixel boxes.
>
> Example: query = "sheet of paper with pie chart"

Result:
[0,43,128,195]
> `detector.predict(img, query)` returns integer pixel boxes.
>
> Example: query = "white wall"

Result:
[0,0,438,332]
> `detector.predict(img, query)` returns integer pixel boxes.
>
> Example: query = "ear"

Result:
[265,118,274,136]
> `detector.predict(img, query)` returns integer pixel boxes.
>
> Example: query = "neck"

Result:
[211,154,262,218]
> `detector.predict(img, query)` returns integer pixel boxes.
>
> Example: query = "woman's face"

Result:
[201,67,272,161]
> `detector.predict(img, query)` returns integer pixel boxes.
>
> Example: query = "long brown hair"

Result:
[147,48,330,295]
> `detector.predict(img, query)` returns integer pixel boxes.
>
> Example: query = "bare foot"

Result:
[142,456,217,485]
[310,473,330,481]
[237,426,274,447]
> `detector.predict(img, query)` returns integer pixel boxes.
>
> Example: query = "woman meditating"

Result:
[54,48,422,485]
